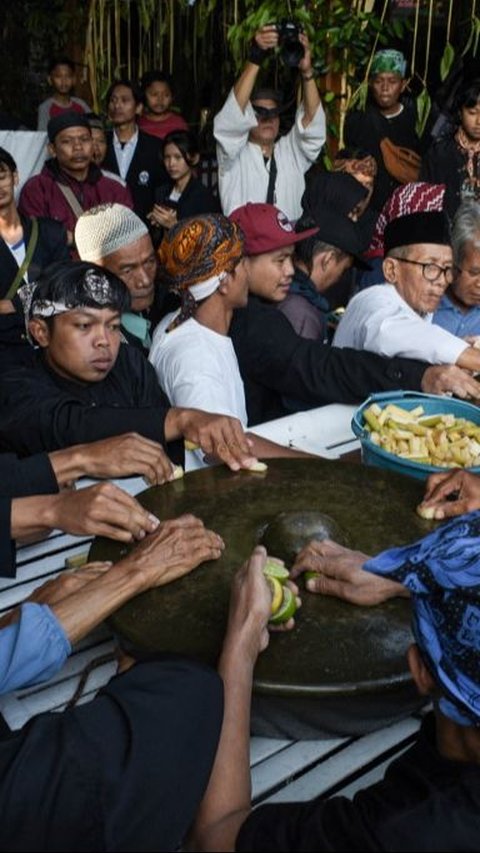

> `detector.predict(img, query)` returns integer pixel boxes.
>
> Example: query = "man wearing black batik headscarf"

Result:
[0,261,259,472]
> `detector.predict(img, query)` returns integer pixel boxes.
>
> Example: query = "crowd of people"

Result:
[0,23,479,852]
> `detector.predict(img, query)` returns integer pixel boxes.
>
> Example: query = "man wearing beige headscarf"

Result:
[75,202,160,352]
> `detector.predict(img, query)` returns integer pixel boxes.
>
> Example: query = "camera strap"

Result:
[266,151,277,204]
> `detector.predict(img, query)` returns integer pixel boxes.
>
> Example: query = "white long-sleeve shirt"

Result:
[333,284,468,365]
[149,313,248,470]
[214,89,326,219]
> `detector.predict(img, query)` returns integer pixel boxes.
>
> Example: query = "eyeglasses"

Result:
[391,256,455,285]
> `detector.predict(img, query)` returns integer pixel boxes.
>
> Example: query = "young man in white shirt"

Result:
[334,210,480,373]
[148,213,313,468]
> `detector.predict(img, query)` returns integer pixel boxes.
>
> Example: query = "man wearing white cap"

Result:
[75,202,160,351]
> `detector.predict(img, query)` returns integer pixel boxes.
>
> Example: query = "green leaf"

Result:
[392,19,404,39]
[416,88,432,137]
[324,91,335,103]
[440,42,455,82]
[349,81,368,112]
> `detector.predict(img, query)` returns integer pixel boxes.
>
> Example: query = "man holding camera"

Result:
[214,24,325,220]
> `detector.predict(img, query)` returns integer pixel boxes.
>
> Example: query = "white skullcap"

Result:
[75,203,149,261]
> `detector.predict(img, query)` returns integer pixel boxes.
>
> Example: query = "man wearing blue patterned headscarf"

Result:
[192,493,480,852]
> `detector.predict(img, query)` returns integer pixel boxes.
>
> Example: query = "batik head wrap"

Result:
[364,511,480,727]
[370,49,407,78]
[19,260,130,342]
[158,214,244,330]
[367,182,446,259]
[332,153,378,187]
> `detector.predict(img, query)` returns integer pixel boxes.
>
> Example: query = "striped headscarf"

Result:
[367,182,446,259]
[158,214,244,330]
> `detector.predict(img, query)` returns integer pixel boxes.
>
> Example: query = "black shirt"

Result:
[420,134,479,220]
[229,296,427,426]
[0,345,176,458]
[237,714,480,852]
[344,101,423,211]
[0,452,59,578]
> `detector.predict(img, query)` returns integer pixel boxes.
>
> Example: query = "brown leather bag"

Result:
[379,137,421,184]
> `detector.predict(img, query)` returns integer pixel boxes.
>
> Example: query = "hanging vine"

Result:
[79,0,479,138]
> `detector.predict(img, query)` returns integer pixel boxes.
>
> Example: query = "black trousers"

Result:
[0,656,223,852]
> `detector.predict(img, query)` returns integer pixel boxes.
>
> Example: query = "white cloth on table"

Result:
[214,89,325,219]
[149,312,247,469]
[333,283,468,365]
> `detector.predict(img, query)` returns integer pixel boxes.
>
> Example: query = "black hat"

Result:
[296,208,371,270]
[302,172,369,222]
[47,112,91,143]
[384,211,451,255]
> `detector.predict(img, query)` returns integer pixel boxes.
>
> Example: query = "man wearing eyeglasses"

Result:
[333,210,480,375]
[433,200,480,339]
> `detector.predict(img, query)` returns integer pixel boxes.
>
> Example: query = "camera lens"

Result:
[277,20,305,67]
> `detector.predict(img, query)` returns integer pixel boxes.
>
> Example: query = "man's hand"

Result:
[0,299,15,315]
[124,514,224,589]
[421,364,480,399]
[290,539,407,606]
[223,546,298,667]
[419,469,480,519]
[254,24,279,52]
[0,561,113,629]
[76,433,177,485]
[147,204,178,229]
[298,31,313,75]
[49,433,178,487]
[42,483,161,542]
[168,408,259,471]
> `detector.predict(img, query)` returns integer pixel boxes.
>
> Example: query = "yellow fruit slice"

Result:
[266,576,284,615]
[269,585,297,624]
[416,504,436,520]
[171,465,184,480]
[263,557,290,584]
[244,460,268,473]
[184,440,200,451]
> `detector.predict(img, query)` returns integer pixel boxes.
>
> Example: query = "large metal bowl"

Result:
[89,458,438,737]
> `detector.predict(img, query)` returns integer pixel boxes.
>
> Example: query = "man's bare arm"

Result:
[233,26,278,111]
[189,548,298,852]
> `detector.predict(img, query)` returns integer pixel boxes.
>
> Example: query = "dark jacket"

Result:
[420,134,479,220]
[104,131,167,222]
[344,101,424,211]
[154,175,220,219]
[18,160,133,235]
[0,215,69,361]
[237,714,480,852]
[0,452,59,578]
[151,175,220,245]
[0,345,179,460]
[229,296,427,426]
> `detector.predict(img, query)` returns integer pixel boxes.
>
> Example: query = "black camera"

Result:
[275,19,304,67]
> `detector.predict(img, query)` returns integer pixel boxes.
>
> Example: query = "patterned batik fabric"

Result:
[370,49,407,78]
[367,181,446,259]
[159,214,244,329]
[364,511,480,727]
